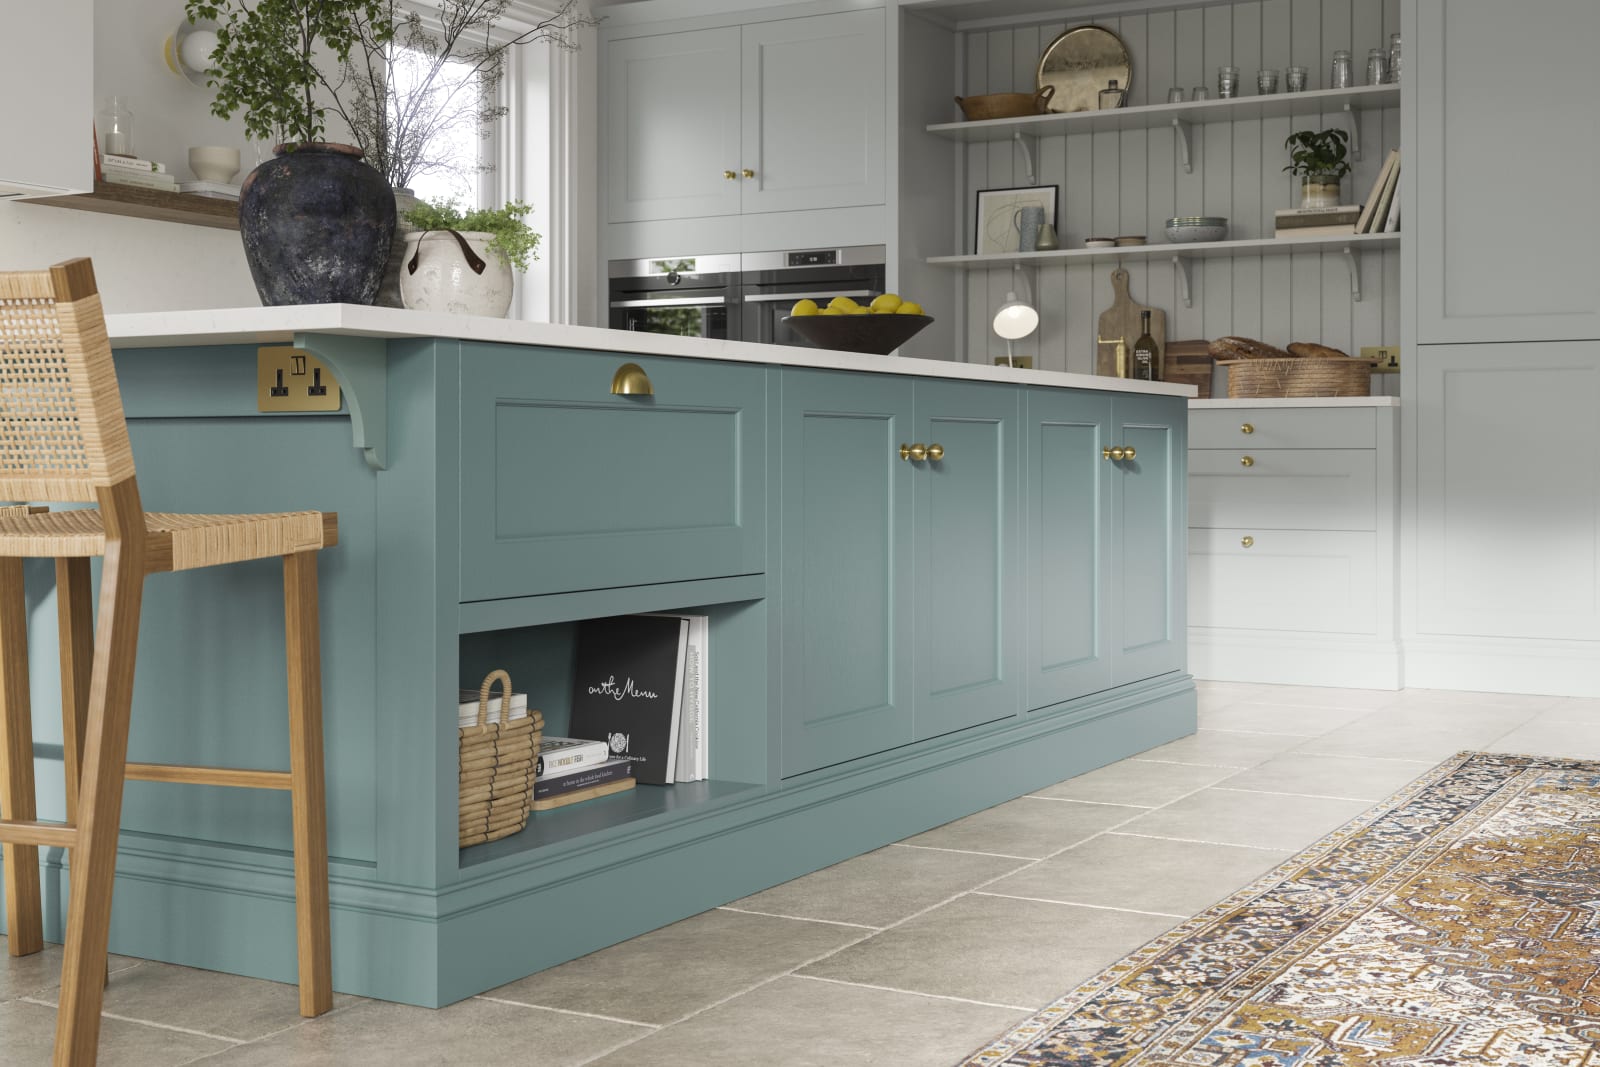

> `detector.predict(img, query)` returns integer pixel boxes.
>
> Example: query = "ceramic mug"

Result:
[1013,205,1045,252]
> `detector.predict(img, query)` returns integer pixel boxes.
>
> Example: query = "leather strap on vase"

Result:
[407,229,488,276]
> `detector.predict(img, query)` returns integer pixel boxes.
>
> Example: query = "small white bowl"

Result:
[1085,237,1116,249]
[188,145,241,183]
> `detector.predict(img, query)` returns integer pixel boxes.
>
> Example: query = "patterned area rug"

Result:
[960,751,1600,1066]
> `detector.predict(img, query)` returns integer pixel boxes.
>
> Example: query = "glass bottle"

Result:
[1366,48,1388,86]
[1132,310,1161,381]
[1330,50,1353,89]
[97,96,135,158]
[1098,79,1125,109]
[1388,33,1403,83]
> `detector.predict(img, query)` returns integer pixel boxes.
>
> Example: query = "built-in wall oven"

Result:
[608,253,741,341]
[740,245,886,347]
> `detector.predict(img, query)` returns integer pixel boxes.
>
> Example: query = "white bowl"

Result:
[188,145,241,183]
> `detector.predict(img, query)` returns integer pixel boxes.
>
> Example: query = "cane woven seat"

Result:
[0,507,337,571]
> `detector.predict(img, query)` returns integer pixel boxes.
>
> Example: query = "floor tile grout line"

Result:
[970,891,1189,919]
[16,998,248,1046]
[890,842,1040,860]
[1021,795,1152,809]
[472,994,661,1029]
[790,973,1038,1013]
[713,905,882,930]
[1207,785,1401,803]
[1110,829,1299,852]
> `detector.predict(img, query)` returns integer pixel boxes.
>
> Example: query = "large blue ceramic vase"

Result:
[238,143,396,306]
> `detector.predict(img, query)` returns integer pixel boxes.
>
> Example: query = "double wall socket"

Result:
[257,347,342,412]
[1362,345,1401,373]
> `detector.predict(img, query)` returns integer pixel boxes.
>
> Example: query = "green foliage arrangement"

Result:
[1282,128,1351,180]
[402,198,540,271]
[185,0,394,146]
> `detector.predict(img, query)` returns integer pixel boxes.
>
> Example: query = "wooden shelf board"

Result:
[928,83,1400,142]
[25,180,240,230]
[928,231,1400,269]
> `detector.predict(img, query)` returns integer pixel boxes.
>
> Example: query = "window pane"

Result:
[391,48,485,207]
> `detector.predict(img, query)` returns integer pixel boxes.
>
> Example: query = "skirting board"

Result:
[1403,636,1600,699]
[1189,629,1402,690]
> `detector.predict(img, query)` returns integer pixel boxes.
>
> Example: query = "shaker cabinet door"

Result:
[1414,0,1600,342]
[1110,394,1186,686]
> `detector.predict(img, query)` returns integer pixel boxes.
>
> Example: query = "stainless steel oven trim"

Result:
[740,245,885,271]
[610,296,728,308]
[743,290,875,303]
[609,253,742,279]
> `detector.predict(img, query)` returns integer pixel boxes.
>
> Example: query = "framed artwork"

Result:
[974,184,1059,255]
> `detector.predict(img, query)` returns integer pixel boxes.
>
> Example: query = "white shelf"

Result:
[929,84,1400,143]
[928,232,1400,306]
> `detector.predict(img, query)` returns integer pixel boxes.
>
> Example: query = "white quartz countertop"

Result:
[1189,396,1400,408]
[104,304,1194,399]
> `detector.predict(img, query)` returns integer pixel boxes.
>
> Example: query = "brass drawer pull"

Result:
[724,170,737,180]
[742,168,755,179]
[1241,422,1254,434]
[610,363,653,396]
[1241,535,1254,548]
[1240,455,1254,467]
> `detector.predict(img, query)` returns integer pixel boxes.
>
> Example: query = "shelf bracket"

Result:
[1172,255,1193,308]
[1342,245,1362,302]
[1011,131,1038,186]
[294,332,389,470]
[1172,119,1193,173]
[1342,102,1362,161]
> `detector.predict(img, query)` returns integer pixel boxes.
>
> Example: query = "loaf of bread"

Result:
[1208,336,1291,361]
[1287,342,1352,359]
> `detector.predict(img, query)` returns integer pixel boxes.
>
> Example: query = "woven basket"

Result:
[954,85,1055,120]
[1220,357,1375,399]
[458,669,544,847]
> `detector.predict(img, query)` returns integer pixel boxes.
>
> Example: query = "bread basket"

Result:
[955,85,1055,121]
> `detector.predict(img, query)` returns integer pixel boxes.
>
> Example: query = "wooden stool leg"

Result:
[56,559,93,826]
[283,550,332,1017]
[0,557,43,957]
[54,529,145,1066]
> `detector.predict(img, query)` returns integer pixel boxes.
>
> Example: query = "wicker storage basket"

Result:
[954,85,1055,120]
[458,670,544,847]
[1220,357,1375,399]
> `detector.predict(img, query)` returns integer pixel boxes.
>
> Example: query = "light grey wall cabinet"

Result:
[604,10,886,227]
[1413,0,1600,344]
[0,0,91,196]
[1188,401,1399,689]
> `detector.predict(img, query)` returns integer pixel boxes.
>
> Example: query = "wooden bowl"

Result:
[954,85,1055,121]
[783,314,934,355]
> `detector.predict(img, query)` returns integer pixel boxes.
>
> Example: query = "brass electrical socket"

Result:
[258,347,342,412]
[1362,345,1401,372]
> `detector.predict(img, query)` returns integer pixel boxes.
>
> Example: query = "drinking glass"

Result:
[1257,69,1280,94]
[1217,65,1240,98]
[1167,87,1185,103]
[1387,33,1403,82]
[1366,48,1388,85]
[1286,65,1308,92]
[1330,50,1353,89]
[1191,86,1209,101]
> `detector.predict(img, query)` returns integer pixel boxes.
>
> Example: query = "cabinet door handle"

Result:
[1241,535,1254,548]
[742,168,755,179]
[1240,455,1254,467]
[723,170,737,180]
[610,362,653,396]
[900,443,927,461]
[1240,422,1254,434]
[1102,446,1125,460]
[1122,446,1135,460]
[925,443,944,461]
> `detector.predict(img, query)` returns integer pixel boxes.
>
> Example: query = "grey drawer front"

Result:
[1189,449,1376,531]
[1189,528,1378,635]
[459,345,767,601]
[1189,407,1375,450]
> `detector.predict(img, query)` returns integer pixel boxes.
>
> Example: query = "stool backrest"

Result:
[0,258,136,503]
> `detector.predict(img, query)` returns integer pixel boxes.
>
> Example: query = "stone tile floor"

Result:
[1,681,1586,1065]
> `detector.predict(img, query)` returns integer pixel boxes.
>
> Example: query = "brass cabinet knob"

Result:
[1241,535,1254,548]
[1102,446,1126,460]
[742,168,755,178]
[900,443,927,461]
[724,170,737,180]
[926,443,945,461]
[1241,423,1254,434]
[1240,455,1254,467]
[1123,446,1136,460]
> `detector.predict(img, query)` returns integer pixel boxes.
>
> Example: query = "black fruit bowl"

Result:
[783,314,934,355]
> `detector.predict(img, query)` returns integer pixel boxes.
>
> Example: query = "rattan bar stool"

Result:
[0,259,338,1065]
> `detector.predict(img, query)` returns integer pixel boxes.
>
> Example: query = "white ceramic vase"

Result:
[399,230,514,317]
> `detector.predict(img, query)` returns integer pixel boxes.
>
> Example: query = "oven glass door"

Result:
[744,287,879,346]
[611,293,731,340]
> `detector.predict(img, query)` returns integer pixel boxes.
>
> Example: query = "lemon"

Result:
[820,306,845,315]
[827,296,859,311]
[896,302,924,316]
[848,305,870,315]
[871,307,896,314]
[790,298,820,317]
[870,293,903,312]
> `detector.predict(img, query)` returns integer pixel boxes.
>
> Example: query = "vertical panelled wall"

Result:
[958,0,1400,372]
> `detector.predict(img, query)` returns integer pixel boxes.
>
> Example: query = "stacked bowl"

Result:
[1165,216,1228,243]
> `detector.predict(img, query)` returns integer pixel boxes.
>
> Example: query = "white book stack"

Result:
[176,180,241,200]
[101,154,178,192]
[456,687,529,727]
[642,612,711,782]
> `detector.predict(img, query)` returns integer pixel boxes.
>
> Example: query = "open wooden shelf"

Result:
[26,180,239,230]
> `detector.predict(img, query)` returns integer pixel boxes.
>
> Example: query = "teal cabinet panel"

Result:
[1026,391,1113,708]
[459,345,766,600]
[1112,395,1186,685]
[913,381,1021,740]
[779,370,914,777]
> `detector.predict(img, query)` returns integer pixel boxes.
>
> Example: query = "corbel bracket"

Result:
[294,332,389,470]
[1172,119,1193,173]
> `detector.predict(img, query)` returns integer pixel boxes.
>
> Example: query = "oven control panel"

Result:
[786,250,838,268]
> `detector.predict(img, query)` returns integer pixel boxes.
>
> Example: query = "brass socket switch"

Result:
[258,347,342,412]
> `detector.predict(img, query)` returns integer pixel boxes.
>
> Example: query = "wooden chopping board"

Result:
[1096,268,1165,378]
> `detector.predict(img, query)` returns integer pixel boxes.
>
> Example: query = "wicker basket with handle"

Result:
[458,669,544,847]
[1220,357,1375,398]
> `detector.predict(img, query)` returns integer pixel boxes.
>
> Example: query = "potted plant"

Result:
[397,198,539,317]
[185,0,399,306]
[1283,128,1351,209]
[325,0,599,306]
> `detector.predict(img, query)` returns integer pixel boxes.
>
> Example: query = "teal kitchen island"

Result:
[8,305,1195,1006]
